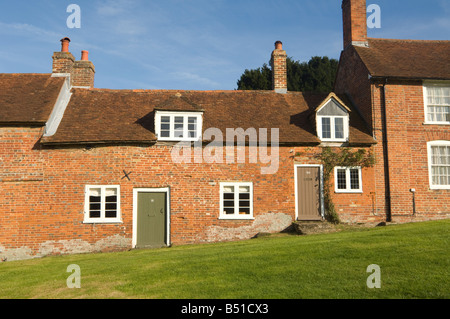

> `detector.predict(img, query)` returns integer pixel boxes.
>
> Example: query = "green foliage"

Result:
[236,64,272,90]
[317,147,376,181]
[237,56,339,93]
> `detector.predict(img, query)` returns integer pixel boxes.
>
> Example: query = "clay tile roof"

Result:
[355,38,450,80]
[0,74,65,125]
[41,89,375,146]
[154,93,204,112]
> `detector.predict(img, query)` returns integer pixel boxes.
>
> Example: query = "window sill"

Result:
[219,216,255,220]
[423,122,450,126]
[335,190,363,194]
[83,220,123,224]
[319,141,348,147]
[157,138,202,142]
[429,186,450,190]
[320,139,348,142]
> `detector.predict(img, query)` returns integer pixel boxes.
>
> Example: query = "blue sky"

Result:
[0,0,449,90]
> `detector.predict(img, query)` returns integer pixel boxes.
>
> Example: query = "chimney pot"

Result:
[81,50,89,61]
[60,37,71,52]
[275,41,283,50]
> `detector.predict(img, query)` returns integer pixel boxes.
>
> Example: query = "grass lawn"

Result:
[0,220,448,299]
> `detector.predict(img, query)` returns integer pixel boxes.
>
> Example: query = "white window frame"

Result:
[219,182,254,220]
[315,98,350,143]
[84,185,122,223]
[334,167,363,193]
[155,111,203,142]
[427,141,450,190]
[317,115,349,142]
[423,82,450,125]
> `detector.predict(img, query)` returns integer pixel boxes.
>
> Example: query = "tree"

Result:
[236,64,272,91]
[237,56,339,93]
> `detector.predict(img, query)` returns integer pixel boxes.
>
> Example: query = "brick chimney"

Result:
[342,0,368,49]
[271,41,288,94]
[72,50,95,88]
[52,38,95,88]
[52,37,75,74]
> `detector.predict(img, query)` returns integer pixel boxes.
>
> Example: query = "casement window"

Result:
[318,116,348,141]
[316,98,349,142]
[334,167,363,193]
[428,141,450,189]
[155,111,203,141]
[219,182,254,220]
[424,84,450,124]
[84,185,121,223]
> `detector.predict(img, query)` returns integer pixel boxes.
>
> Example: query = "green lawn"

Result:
[0,220,448,299]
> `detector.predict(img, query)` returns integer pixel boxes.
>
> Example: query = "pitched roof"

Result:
[0,74,65,125]
[154,93,204,112]
[41,89,375,146]
[354,38,450,80]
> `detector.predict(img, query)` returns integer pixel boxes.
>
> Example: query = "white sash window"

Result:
[424,84,450,124]
[428,141,450,189]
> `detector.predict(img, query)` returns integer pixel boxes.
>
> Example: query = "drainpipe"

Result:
[410,189,416,216]
[380,78,392,222]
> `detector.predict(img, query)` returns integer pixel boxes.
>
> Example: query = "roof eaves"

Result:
[40,139,157,147]
[0,121,47,127]
[369,75,450,81]
[154,107,205,113]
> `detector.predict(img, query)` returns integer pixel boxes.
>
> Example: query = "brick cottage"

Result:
[1,0,449,261]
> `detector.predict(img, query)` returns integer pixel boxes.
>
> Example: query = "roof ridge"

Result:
[83,88,275,93]
[75,88,319,95]
[0,73,52,76]
[368,37,450,43]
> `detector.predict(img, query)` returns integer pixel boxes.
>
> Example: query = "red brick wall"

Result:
[335,46,372,129]
[52,52,75,74]
[72,61,95,88]
[271,48,287,92]
[336,48,450,224]
[0,127,46,260]
[331,165,378,224]
[382,80,450,222]
[369,80,389,219]
[52,52,95,88]
[334,48,385,222]
[3,106,446,261]
[1,127,377,260]
[342,0,368,48]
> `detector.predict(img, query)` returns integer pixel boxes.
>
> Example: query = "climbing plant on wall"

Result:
[295,147,376,224]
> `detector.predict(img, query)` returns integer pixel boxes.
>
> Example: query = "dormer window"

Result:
[155,111,203,142]
[316,95,350,143]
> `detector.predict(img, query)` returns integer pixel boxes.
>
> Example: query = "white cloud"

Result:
[0,22,60,42]
[113,18,147,36]
[97,0,136,17]
[170,71,221,88]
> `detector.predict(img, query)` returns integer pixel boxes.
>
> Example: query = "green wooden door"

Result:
[137,192,167,248]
